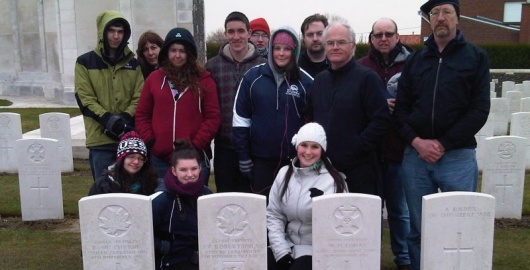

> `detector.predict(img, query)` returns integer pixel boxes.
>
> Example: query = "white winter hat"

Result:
[291,122,327,151]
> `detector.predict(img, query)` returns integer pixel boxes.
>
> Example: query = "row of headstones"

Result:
[79,192,495,270]
[11,124,525,222]
[494,80,530,99]
[0,112,73,173]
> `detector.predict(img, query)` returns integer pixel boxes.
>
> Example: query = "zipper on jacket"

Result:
[171,87,188,143]
[432,58,442,136]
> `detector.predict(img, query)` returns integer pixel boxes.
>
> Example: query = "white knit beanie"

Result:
[291,122,327,151]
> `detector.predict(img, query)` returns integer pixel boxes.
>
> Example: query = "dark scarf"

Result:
[372,42,402,68]
[163,169,204,198]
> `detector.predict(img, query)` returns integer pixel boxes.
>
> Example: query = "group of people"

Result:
[75,0,491,269]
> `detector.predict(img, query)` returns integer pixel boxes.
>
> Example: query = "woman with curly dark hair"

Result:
[89,131,158,195]
[135,28,220,185]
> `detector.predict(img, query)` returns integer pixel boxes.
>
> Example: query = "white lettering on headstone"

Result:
[198,193,267,270]
[79,194,155,270]
[481,136,526,219]
[421,192,495,270]
[312,193,381,270]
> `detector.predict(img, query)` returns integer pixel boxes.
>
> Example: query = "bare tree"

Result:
[206,28,226,45]
[324,13,349,25]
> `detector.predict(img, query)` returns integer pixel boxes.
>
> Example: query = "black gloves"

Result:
[277,254,293,268]
[309,188,324,198]
[99,112,134,140]
[239,159,253,181]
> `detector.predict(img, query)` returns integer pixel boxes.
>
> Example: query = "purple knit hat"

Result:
[273,31,296,50]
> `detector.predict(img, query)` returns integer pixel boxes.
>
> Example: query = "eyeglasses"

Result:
[372,32,396,39]
[325,40,354,48]
[429,9,455,18]
[251,33,269,39]
[126,155,146,162]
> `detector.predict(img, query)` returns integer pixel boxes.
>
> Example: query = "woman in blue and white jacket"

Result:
[267,123,348,269]
[233,26,313,197]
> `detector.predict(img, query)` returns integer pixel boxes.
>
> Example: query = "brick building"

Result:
[420,0,530,44]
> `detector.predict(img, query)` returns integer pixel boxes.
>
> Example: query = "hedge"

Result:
[206,43,530,69]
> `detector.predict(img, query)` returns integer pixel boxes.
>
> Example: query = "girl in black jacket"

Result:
[151,140,212,270]
[89,131,158,196]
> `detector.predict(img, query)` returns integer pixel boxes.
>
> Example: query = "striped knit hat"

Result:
[116,131,147,162]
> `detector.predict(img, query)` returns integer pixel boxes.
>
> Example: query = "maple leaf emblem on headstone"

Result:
[216,204,248,236]
[98,206,132,237]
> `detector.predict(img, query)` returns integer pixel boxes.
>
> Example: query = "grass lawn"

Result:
[1,163,529,269]
[0,106,529,269]
[0,107,82,133]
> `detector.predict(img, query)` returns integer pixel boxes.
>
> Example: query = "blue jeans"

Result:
[88,145,118,181]
[401,146,478,270]
[383,161,410,266]
[151,155,211,187]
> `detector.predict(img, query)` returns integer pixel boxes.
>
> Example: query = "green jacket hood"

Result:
[95,10,132,60]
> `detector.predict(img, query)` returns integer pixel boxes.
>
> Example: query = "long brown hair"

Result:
[111,158,158,195]
[280,150,346,199]
[136,31,163,66]
[160,42,204,96]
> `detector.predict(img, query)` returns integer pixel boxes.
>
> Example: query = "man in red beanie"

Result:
[249,18,271,58]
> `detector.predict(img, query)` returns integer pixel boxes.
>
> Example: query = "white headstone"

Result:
[198,193,267,270]
[0,112,22,172]
[312,193,382,270]
[490,98,509,135]
[489,81,495,93]
[16,138,64,221]
[481,136,527,219]
[475,115,494,171]
[501,81,515,97]
[39,113,74,172]
[421,192,495,270]
[522,81,530,97]
[506,91,522,115]
[510,112,530,169]
[520,97,530,112]
[79,194,156,270]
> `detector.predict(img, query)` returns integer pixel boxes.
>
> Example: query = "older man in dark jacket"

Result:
[394,1,491,269]
[310,21,390,196]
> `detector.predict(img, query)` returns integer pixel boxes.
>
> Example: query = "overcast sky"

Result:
[204,0,427,42]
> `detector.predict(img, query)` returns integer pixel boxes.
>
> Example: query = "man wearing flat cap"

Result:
[394,1,490,269]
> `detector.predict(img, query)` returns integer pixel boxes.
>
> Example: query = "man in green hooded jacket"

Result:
[75,10,143,181]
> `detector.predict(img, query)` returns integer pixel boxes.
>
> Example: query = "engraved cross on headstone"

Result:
[443,232,474,270]
[30,176,49,207]
[495,174,514,204]
[0,138,13,163]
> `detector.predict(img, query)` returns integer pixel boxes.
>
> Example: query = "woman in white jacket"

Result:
[267,122,348,270]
